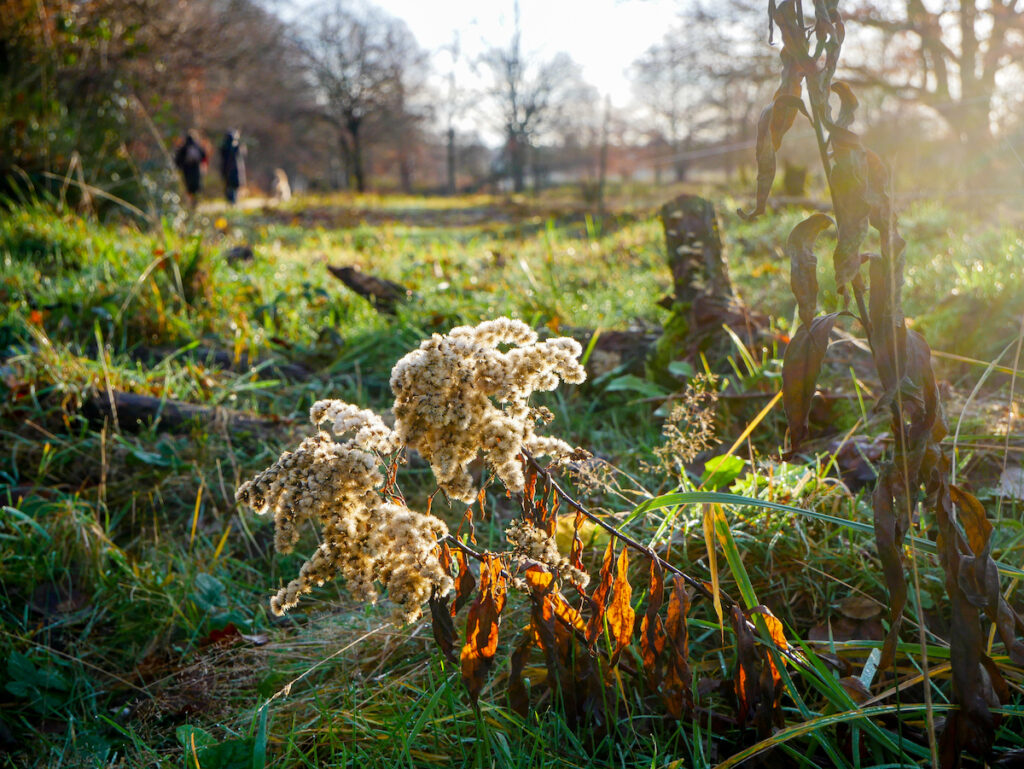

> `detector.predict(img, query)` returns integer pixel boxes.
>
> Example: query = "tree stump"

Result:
[660,194,733,304]
[648,194,766,386]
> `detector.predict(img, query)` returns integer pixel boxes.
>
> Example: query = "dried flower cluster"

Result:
[506,519,590,588]
[390,317,586,502]
[236,400,452,623]
[236,319,587,624]
[649,374,719,472]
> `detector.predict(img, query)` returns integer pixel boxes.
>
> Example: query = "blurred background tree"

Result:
[2,0,1022,213]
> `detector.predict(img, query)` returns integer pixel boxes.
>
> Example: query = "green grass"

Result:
[1,189,1022,767]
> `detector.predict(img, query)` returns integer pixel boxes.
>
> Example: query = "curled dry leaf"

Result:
[586,538,615,646]
[739,2,809,221]
[829,128,870,290]
[663,576,693,718]
[739,106,776,222]
[830,81,858,129]
[452,548,476,615]
[429,593,458,664]
[750,605,788,687]
[606,548,636,665]
[523,564,585,633]
[786,213,834,326]
[951,485,1024,663]
[731,606,763,732]
[781,313,839,450]
[874,466,910,671]
[640,559,666,691]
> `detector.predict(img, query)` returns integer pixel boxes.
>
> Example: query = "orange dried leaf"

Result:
[586,538,615,645]
[640,559,666,689]
[606,548,636,664]
[460,556,507,704]
[751,606,789,685]
[452,549,476,615]
[663,576,693,717]
[523,564,585,632]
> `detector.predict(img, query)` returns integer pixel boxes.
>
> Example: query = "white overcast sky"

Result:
[287,0,683,108]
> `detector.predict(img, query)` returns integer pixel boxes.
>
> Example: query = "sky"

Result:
[290,0,684,108]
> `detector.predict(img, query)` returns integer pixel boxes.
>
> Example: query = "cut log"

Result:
[327,265,411,314]
[81,391,290,434]
[128,345,311,381]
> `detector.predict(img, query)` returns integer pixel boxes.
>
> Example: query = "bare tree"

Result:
[298,1,427,192]
[435,33,472,195]
[630,1,777,183]
[844,1,1024,147]
[479,3,590,193]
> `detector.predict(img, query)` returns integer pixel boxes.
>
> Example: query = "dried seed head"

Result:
[236,400,451,623]
[390,318,586,502]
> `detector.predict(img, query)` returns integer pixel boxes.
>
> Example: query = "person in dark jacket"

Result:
[219,130,246,204]
[174,131,207,207]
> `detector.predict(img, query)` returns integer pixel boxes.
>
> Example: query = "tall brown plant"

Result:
[743,1,1024,763]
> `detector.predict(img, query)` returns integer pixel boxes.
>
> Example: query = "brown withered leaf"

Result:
[951,485,1024,663]
[460,556,507,704]
[830,128,870,289]
[640,559,666,690]
[452,548,476,615]
[439,541,453,573]
[606,548,636,665]
[934,478,1006,764]
[782,313,839,450]
[738,106,776,221]
[786,213,834,326]
[838,675,870,704]
[663,576,693,718]
[830,81,859,129]
[837,595,881,620]
[507,631,534,716]
[544,493,559,536]
[773,1,810,61]
[875,467,909,671]
[769,82,804,151]
[429,592,458,664]
[738,2,809,223]
[586,538,616,646]
[951,484,992,557]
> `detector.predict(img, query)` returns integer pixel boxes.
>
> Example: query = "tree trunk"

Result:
[509,132,526,193]
[446,126,456,195]
[596,97,610,214]
[338,134,354,190]
[399,148,413,194]
[348,115,366,193]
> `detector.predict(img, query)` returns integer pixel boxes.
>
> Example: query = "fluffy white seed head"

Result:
[390,318,586,502]
[236,400,451,623]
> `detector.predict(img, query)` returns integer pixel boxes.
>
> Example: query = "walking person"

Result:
[174,130,207,207]
[219,130,246,204]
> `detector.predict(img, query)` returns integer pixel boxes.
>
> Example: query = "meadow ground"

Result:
[1,187,1022,767]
